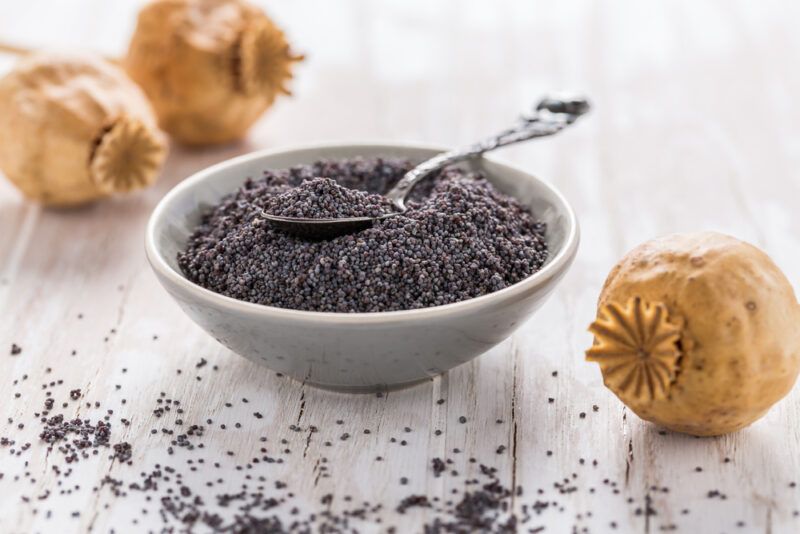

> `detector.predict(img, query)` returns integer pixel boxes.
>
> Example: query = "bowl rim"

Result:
[145,141,580,324]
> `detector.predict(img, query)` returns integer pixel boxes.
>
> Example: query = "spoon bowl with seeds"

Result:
[261,95,590,240]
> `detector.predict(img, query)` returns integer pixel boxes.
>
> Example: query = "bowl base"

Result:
[301,376,434,394]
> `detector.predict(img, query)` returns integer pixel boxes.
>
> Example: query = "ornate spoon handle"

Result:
[385,95,590,209]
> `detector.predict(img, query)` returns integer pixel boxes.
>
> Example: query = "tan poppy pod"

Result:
[125,0,303,145]
[0,53,167,206]
[586,232,800,436]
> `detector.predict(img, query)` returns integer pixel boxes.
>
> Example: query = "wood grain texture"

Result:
[1,1,800,532]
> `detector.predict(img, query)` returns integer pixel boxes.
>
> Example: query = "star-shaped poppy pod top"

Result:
[586,297,683,402]
[90,115,166,194]
[236,18,304,98]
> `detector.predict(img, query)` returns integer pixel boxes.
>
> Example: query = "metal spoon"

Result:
[262,94,590,240]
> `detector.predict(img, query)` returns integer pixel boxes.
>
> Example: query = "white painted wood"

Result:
[1,1,799,532]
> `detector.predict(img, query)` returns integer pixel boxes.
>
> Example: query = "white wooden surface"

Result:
[2,1,800,532]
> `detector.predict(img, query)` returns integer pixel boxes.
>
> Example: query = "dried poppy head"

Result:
[587,232,800,436]
[0,53,166,205]
[125,0,304,145]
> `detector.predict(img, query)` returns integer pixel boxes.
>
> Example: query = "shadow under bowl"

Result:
[145,143,580,392]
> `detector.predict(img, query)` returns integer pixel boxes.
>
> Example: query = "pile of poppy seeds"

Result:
[264,177,397,219]
[178,157,548,312]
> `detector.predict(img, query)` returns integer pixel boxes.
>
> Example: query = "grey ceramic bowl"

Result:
[145,143,579,392]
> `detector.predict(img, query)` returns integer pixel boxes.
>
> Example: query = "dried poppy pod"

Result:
[0,53,167,205]
[125,0,303,145]
[586,232,800,436]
